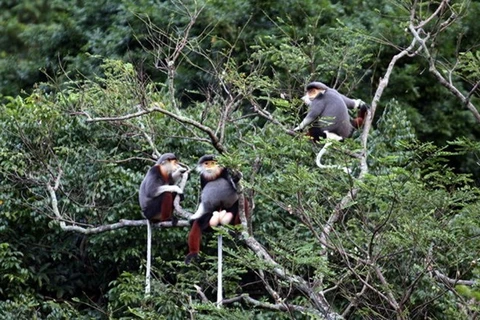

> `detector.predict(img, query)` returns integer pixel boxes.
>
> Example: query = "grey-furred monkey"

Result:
[186,154,245,264]
[138,153,187,225]
[188,155,239,221]
[293,81,369,142]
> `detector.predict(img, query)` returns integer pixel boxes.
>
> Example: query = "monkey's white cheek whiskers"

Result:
[201,169,218,181]
[302,95,312,105]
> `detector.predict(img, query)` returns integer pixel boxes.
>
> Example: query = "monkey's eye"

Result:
[203,161,217,168]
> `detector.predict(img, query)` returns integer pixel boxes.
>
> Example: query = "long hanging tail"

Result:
[316,133,351,174]
[351,103,369,128]
[217,234,223,308]
[145,219,152,295]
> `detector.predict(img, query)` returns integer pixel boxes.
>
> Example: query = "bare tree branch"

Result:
[47,169,192,234]
[237,189,342,319]
[81,103,227,154]
[373,265,403,317]
[135,104,160,158]
[193,285,210,303]
[433,270,477,287]
[406,1,480,122]
[222,294,324,317]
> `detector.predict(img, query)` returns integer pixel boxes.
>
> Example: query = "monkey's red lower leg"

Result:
[185,220,203,264]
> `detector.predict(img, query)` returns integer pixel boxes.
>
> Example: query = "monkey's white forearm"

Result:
[154,185,183,197]
[294,116,314,131]
[354,99,364,109]
[171,167,187,181]
[341,94,364,110]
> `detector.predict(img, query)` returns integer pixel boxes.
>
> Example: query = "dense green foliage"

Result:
[1,0,479,319]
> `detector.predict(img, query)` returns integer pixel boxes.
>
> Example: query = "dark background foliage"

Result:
[0,0,479,319]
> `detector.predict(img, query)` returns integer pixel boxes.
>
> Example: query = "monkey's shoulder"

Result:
[315,89,344,102]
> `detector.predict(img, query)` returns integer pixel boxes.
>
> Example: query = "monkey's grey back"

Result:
[201,177,238,212]
[138,167,163,211]
[313,89,354,138]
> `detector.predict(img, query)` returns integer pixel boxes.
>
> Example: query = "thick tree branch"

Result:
[47,169,192,234]
[433,270,477,287]
[174,169,193,219]
[236,182,341,319]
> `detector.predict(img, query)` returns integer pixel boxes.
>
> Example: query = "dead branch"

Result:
[407,1,480,122]
[433,270,477,287]
[222,294,324,317]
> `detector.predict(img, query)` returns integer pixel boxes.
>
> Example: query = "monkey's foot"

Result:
[185,252,199,265]
[209,210,233,226]
[219,211,233,225]
[209,211,221,227]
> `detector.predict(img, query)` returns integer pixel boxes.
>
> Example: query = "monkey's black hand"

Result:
[359,101,370,111]
[229,169,242,183]
[171,216,178,227]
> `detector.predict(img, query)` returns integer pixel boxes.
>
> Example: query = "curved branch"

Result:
[434,270,477,287]
[83,108,152,122]
[81,103,227,154]
[407,2,480,123]
[47,169,193,234]
[151,104,226,153]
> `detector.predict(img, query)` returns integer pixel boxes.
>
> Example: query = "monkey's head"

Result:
[156,153,181,173]
[197,154,223,181]
[302,81,328,105]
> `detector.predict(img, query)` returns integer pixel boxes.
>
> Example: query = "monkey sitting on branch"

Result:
[138,152,188,294]
[291,81,369,172]
[185,155,247,264]
[139,153,187,225]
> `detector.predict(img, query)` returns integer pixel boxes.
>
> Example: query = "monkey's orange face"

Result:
[160,159,180,173]
[302,88,323,105]
[202,160,217,169]
[198,160,222,180]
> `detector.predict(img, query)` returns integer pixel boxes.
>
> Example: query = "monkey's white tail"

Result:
[316,140,350,174]
[145,219,152,296]
[217,234,223,308]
